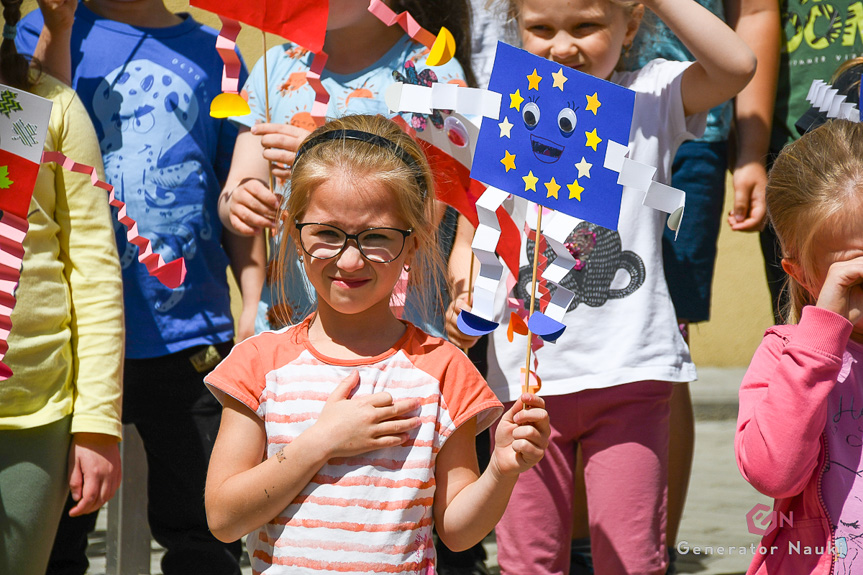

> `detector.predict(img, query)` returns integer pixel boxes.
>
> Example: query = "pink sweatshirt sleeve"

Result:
[735,306,853,499]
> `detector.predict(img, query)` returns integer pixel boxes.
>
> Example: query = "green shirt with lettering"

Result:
[772,0,863,152]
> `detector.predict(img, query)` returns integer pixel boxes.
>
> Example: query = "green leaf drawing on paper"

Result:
[0,166,14,189]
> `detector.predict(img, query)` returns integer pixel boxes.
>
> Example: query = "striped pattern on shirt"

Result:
[205,318,503,575]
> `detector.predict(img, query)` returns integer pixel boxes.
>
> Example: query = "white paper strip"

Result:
[385,82,502,119]
[464,186,510,323]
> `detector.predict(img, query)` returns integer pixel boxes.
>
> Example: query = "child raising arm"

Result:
[487,0,754,573]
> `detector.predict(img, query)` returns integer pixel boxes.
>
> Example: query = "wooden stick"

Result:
[523,207,543,394]
[460,255,476,355]
[260,33,278,239]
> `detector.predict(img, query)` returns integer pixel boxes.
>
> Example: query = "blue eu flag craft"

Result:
[471,42,635,231]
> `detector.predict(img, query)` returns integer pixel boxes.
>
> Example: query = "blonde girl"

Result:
[204,114,550,574]
[484,0,756,573]
[736,120,863,575]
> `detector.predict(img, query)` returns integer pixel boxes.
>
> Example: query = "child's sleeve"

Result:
[438,347,504,438]
[14,10,42,56]
[204,336,268,415]
[735,306,853,499]
[52,87,125,439]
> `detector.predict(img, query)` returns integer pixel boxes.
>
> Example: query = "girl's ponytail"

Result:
[1,0,33,90]
[391,0,477,88]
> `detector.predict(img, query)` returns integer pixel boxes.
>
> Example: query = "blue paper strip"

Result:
[457,311,499,336]
[527,311,566,342]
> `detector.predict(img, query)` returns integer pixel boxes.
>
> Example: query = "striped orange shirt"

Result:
[206,317,503,574]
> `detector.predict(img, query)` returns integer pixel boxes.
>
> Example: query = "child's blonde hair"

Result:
[274,114,447,328]
[504,0,641,20]
[766,119,863,323]
[503,0,645,70]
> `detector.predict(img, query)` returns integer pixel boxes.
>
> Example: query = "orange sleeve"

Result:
[408,334,503,436]
[204,334,272,414]
[441,347,504,434]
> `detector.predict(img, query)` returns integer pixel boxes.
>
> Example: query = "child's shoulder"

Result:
[33,73,78,107]
[613,58,692,91]
[401,323,474,365]
[227,323,306,362]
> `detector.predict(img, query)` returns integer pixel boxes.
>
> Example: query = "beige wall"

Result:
[20,1,775,367]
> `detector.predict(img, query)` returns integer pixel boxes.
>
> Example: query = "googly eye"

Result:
[558,107,577,135]
[522,102,540,129]
[444,116,469,148]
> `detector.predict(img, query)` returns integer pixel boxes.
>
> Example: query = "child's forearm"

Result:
[223,232,266,341]
[435,456,520,551]
[644,0,756,115]
[433,399,549,551]
[732,0,780,167]
[206,427,332,543]
[736,307,852,498]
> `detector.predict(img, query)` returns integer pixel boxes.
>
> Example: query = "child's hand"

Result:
[445,295,480,350]
[37,0,77,34]
[67,432,121,517]
[491,394,549,477]
[223,177,280,235]
[729,162,768,232]
[310,371,422,459]
[251,123,313,180]
[816,257,863,326]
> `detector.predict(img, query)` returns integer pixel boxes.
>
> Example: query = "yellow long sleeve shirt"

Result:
[0,75,124,439]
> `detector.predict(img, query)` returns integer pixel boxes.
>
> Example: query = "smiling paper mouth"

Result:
[530,135,564,163]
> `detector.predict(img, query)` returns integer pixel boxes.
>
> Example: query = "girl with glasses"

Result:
[203,114,550,574]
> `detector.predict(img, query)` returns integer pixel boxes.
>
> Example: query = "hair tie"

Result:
[2,25,17,40]
[293,129,427,198]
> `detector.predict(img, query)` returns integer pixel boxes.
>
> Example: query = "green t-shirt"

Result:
[772,0,863,152]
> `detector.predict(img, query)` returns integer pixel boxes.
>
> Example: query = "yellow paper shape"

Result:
[426,26,456,66]
[210,92,250,118]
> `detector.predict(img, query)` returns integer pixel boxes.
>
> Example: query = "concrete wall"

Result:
[20,0,776,367]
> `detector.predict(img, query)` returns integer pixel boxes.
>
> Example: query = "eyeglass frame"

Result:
[294,221,414,264]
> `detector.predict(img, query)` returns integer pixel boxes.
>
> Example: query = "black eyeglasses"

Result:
[295,222,413,263]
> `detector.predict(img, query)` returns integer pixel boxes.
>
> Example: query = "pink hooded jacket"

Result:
[736,306,856,575]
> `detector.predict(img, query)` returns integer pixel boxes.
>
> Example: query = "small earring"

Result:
[297,252,304,262]
[403,263,411,272]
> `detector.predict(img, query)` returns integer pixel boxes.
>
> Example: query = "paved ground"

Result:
[83,368,766,575]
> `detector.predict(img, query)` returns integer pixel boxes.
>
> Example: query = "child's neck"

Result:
[85,0,183,28]
[308,304,407,360]
[323,16,404,75]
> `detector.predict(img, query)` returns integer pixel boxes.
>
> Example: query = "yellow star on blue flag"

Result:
[471,42,635,230]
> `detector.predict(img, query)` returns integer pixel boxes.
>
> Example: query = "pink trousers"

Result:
[493,380,672,575]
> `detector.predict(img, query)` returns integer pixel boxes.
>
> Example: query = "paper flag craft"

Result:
[0,87,51,218]
[388,42,690,392]
[191,0,328,53]
[0,84,52,380]
[190,0,330,122]
[472,42,634,231]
